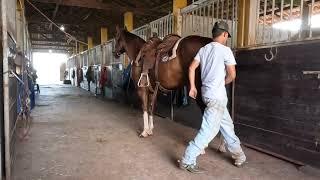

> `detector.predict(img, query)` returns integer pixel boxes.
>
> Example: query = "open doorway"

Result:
[33,52,67,85]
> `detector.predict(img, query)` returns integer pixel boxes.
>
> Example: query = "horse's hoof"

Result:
[147,130,153,136]
[139,131,149,138]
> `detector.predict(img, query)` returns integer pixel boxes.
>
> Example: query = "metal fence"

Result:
[132,13,174,40]
[67,40,120,68]
[67,39,124,97]
[181,0,238,47]
[102,40,117,65]
[132,25,150,41]
[150,13,174,39]
[255,0,320,45]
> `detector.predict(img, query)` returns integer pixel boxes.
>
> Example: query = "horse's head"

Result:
[114,25,127,58]
[140,37,162,65]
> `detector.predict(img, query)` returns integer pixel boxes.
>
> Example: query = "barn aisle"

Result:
[13,85,318,180]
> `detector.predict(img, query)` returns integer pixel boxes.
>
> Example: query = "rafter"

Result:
[31,0,167,16]
[32,43,74,47]
[49,0,62,29]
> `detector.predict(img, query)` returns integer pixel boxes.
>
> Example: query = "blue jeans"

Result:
[182,98,244,165]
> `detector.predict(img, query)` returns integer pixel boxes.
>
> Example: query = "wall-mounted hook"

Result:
[264,47,278,62]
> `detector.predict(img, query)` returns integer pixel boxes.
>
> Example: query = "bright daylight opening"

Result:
[33,52,67,85]
[273,14,320,31]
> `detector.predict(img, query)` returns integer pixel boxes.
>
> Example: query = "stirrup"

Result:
[137,73,150,87]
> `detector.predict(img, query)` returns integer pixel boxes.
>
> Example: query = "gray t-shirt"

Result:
[194,42,236,101]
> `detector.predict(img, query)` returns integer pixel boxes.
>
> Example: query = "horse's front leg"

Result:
[147,92,155,136]
[138,88,150,138]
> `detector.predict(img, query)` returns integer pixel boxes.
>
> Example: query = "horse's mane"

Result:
[123,30,146,44]
[163,34,181,40]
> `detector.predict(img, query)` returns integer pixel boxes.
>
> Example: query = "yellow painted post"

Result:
[79,43,84,52]
[101,27,108,44]
[237,0,246,48]
[173,0,187,33]
[237,0,257,48]
[123,11,133,66]
[87,36,93,49]
[124,11,133,31]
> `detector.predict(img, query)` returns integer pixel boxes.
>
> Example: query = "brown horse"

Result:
[138,35,213,134]
[114,25,212,136]
[114,26,154,137]
[114,26,226,153]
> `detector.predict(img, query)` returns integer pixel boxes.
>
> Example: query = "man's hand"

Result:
[189,59,200,99]
[189,87,197,99]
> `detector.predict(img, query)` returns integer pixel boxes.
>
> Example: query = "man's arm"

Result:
[189,59,200,99]
[225,65,236,85]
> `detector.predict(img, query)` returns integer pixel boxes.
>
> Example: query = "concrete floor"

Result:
[13,85,319,180]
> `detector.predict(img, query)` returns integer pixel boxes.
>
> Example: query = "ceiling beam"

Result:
[32,43,74,47]
[29,28,86,36]
[49,0,62,29]
[32,48,71,53]
[31,38,68,42]
[27,18,112,29]
[31,0,167,16]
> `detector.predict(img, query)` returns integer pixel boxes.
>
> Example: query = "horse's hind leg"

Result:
[138,88,150,138]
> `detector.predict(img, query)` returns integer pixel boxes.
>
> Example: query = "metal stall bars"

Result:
[2,0,33,178]
[101,39,124,99]
[149,13,174,39]
[101,40,114,98]
[132,25,150,41]
[110,39,125,100]
[93,45,103,95]
[181,0,238,48]
[80,50,89,90]
[70,56,76,86]
[255,0,320,46]
[88,48,96,93]
[132,13,174,41]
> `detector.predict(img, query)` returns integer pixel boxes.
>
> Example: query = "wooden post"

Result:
[173,0,187,33]
[87,36,93,49]
[123,11,133,66]
[100,27,108,44]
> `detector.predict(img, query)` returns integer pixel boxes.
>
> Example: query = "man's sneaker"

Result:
[232,153,246,167]
[177,160,205,174]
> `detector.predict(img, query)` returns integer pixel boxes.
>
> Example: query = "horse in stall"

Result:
[113,26,226,152]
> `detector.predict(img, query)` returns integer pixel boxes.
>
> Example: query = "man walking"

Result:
[179,21,246,173]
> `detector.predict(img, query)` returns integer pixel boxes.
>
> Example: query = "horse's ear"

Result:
[116,25,120,33]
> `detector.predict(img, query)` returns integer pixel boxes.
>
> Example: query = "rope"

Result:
[25,0,88,46]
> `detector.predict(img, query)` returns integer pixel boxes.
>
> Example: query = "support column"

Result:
[237,0,257,48]
[87,36,93,49]
[123,11,133,66]
[100,27,108,44]
[173,0,187,34]
[124,11,133,31]
[79,43,84,52]
[300,2,312,39]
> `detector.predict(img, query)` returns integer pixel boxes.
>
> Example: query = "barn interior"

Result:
[1,0,320,179]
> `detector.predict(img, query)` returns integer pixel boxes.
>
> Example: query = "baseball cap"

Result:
[212,21,231,38]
